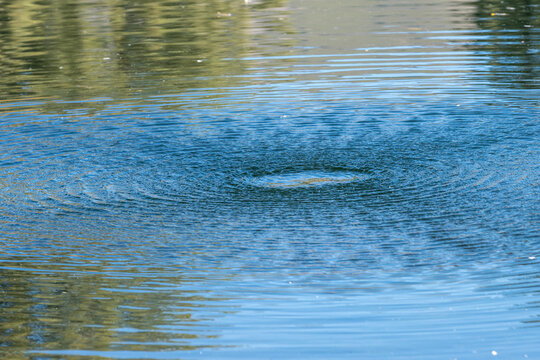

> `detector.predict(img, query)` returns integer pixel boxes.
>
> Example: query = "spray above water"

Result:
[249,170,366,189]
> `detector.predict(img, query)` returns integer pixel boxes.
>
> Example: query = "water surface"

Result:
[1,0,539,359]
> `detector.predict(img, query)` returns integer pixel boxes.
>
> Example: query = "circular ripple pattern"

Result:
[0,2,539,358]
[1,98,537,277]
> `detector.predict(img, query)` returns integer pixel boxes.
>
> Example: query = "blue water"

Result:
[1,0,539,359]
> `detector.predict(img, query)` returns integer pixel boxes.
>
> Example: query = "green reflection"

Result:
[0,0,294,101]
[0,251,231,358]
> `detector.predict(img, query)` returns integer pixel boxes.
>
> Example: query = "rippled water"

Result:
[1,0,539,359]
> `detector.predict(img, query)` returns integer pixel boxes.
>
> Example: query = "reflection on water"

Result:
[470,0,539,87]
[0,0,293,101]
[0,0,539,359]
[1,257,231,354]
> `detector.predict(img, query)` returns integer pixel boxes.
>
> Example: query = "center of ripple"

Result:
[249,171,366,189]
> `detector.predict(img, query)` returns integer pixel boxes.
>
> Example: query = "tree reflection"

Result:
[0,250,230,358]
[0,0,294,101]
[470,0,539,88]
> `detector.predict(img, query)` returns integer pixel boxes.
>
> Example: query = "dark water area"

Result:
[1,0,539,359]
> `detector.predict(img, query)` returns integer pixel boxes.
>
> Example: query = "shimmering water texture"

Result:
[0,0,539,359]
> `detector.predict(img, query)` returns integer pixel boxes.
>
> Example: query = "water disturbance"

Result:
[249,171,366,188]
[0,0,539,359]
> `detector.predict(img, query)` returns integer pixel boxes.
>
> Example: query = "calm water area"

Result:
[1,0,539,358]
